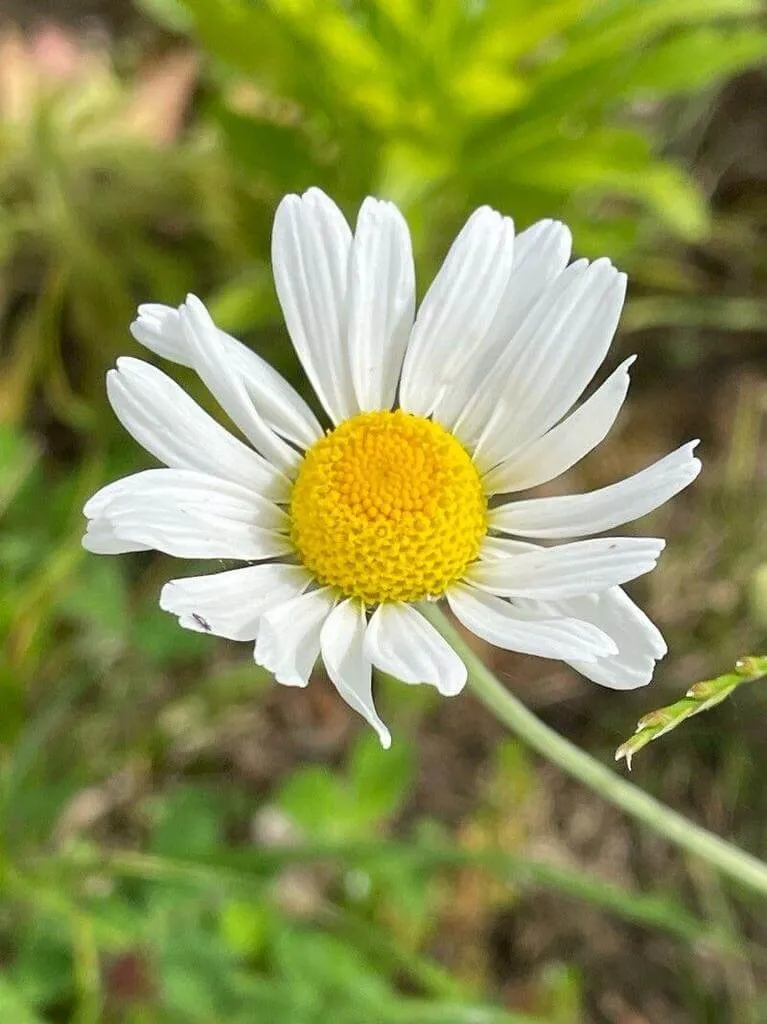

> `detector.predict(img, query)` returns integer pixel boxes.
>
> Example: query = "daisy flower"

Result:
[82,188,701,748]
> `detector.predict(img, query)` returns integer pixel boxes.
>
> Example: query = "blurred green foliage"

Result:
[149,0,767,257]
[1,1,767,1021]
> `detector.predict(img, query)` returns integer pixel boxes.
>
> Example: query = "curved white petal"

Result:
[520,588,667,690]
[466,537,665,599]
[160,563,311,641]
[435,219,572,431]
[130,303,189,362]
[446,584,617,662]
[82,518,151,554]
[84,468,291,560]
[320,599,391,748]
[479,536,537,559]
[490,218,574,339]
[399,206,515,418]
[483,357,635,495]
[347,198,415,411]
[107,357,288,501]
[272,187,355,424]
[490,442,702,539]
[472,259,626,468]
[84,468,286,525]
[130,303,322,449]
[364,603,467,696]
[255,588,337,688]
[179,296,300,477]
[451,257,580,445]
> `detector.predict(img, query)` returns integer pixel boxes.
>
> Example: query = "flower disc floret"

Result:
[289,410,487,604]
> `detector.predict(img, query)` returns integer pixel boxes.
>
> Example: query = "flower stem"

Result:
[419,603,767,898]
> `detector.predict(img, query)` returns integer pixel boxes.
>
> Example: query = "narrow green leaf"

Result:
[618,27,767,96]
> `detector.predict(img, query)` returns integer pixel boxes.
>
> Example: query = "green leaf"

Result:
[151,786,223,859]
[0,425,39,518]
[618,27,767,96]
[137,0,196,31]
[219,899,272,957]
[615,656,767,768]
[277,766,349,837]
[543,0,764,84]
[131,602,212,665]
[214,106,324,192]
[0,978,47,1024]
[176,0,308,85]
[5,918,73,1012]
[273,925,392,1006]
[60,558,129,645]
[348,732,413,824]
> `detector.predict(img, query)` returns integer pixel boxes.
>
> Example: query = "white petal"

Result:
[479,536,537,559]
[347,198,415,411]
[129,303,189,362]
[472,260,627,468]
[466,537,665,599]
[491,218,574,338]
[82,518,151,554]
[179,296,300,476]
[130,303,322,449]
[272,187,355,424]
[483,357,635,495]
[84,468,291,560]
[522,588,667,690]
[435,219,572,431]
[160,563,311,641]
[107,357,288,501]
[399,206,515,418]
[320,600,391,748]
[84,468,285,524]
[446,584,617,662]
[490,441,702,539]
[255,588,337,688]
[364,603,467,696]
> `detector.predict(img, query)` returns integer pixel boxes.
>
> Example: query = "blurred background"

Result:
[0,1,766,1021]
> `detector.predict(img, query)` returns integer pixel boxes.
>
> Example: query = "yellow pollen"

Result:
[289,409,488,605]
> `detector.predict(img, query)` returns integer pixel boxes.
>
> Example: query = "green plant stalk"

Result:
[418,604,767,898]
[321,907,472,1002]
[51,841,749,959]
[615,656,767,766]
[381,1000,542,1024]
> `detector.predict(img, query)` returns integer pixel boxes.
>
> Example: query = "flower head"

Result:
[83,188,701,747]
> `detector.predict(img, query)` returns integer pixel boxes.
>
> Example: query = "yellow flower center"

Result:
[289,410,487,605]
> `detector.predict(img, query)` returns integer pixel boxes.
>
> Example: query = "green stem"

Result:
[50,841,751,959]
[418,604,767,898]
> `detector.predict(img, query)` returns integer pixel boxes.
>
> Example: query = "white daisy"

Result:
[82,188,701,748]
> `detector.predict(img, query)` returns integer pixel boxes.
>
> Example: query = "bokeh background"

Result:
[1,1,766,1021]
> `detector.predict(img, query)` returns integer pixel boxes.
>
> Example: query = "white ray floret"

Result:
[490,442,701,539]
[131,302,322,448]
